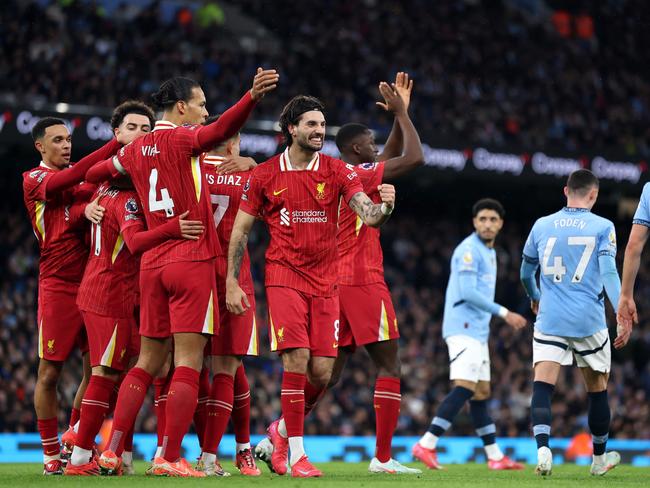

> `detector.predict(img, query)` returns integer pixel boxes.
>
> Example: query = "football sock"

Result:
[425,386,474,441]
[304,380,326,416]
[531,381,554,449]
[203,373,234,455]
[153,375,169,449]
[193,367,210,449]
[107,367,153,456]
[69,408,81,429]
[232,364,251,450]
[124,424,134,454]
[374,376,401,463]
[469,399,503,460]
[38,417,60,458]
[76,375,114,451]
[281,372,306,464]
[162,366,200,462]
[588,390,610,457]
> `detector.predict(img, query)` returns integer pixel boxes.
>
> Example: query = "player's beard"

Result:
[297,134,323,152]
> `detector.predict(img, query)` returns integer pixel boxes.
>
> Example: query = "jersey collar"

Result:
[203,155,225,166]
[563,207,590,213]
[152,120,177,132]
[280,147,320,171]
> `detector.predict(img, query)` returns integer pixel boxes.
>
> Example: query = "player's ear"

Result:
[34,140,44,154]
[563,186,569,198]
[176,99,186,115]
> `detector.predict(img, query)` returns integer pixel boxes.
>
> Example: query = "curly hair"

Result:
[279,95,325,146]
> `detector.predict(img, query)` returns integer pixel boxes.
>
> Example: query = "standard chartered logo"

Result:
[280,207,290,226]
[280,208,328,225]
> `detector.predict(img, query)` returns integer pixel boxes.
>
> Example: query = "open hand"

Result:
[250,67,279,101]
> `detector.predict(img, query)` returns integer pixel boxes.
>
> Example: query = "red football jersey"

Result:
[113,121,219,269]
[337,162,386,285]
[203,154,254,293]
[77,184,144,318]
[240,149,363,296]
[22,163,89,281]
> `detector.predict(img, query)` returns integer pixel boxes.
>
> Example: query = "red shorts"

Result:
[38,278,86,361]
[211,292,258,356]
[139,260,219,338]
[81,310,135,371]
[266,286,339,357]
[339,282,399,349]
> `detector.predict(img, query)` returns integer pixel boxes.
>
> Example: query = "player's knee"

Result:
[308,370,331,389]
[92,366,120,382]
[37,363,61,389]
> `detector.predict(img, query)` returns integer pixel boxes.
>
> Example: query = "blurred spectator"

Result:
[1,0,650,156]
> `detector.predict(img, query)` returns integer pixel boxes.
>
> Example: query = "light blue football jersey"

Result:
[443,233,498,343]
[522,207,617,338]
[632,182,650,227]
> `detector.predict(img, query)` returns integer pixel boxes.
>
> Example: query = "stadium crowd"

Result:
[1,0,650,155]
[2,182,649,441]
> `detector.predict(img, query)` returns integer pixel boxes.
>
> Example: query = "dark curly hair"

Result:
[110,100,156,129]
[279,95,325,146]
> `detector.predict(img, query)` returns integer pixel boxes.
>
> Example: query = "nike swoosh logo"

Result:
[273,188,288,196]
[333,343,338,348]
[290,399,303,403]
[449,347,467,364]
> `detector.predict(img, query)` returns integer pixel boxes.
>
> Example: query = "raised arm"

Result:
[225,209,257,315]
[347,184,395,228]
[376,72,413,160]
[45,139,121,198]
[377,81,424,181]
[193,68,279,154]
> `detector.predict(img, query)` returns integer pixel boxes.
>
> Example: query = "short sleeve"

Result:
[632,183,650,227]
[118,194,145,232]
[239,169,264,216]
[333,159,364,203]
[598,222,617,258]
[23,169,54,202]
[356,162,385,195]
[458,243,479,274]
[522,225,539,263]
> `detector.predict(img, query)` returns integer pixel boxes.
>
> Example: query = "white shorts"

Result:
[445,335,490,382]
[532,328,611,373]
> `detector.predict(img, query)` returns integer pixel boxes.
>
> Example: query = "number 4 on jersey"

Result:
[542,236,595,283]
[149,168,175,217]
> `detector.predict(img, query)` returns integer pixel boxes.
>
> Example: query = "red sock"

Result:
[203,373,234,455]
[162,366,200,462]
[232,364,251,445]
[38,417,60,457]
[374,376,401,463]
[76,375,115,450]
[69,407,81,429]
[107,379,122,417]
[281,372,306,437]
[153,375,170,448]
[193,367,210,449]
[107,367,153,456]
[304,381,326,417]
[124,424,134,452]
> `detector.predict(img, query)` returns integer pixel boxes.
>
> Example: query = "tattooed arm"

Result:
[348,183,396,228]
[226,209,257,315]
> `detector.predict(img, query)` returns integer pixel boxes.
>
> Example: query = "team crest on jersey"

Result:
[361,162,376,170]
[29,169,47,182]
[120,348,127,361]
[47,339,55,354]
[125,198,139,214]
[316,182,326,199]
[463,251,473,264]
[277,327,285,343]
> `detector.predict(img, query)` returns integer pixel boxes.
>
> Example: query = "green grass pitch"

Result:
[1,462,650,487]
